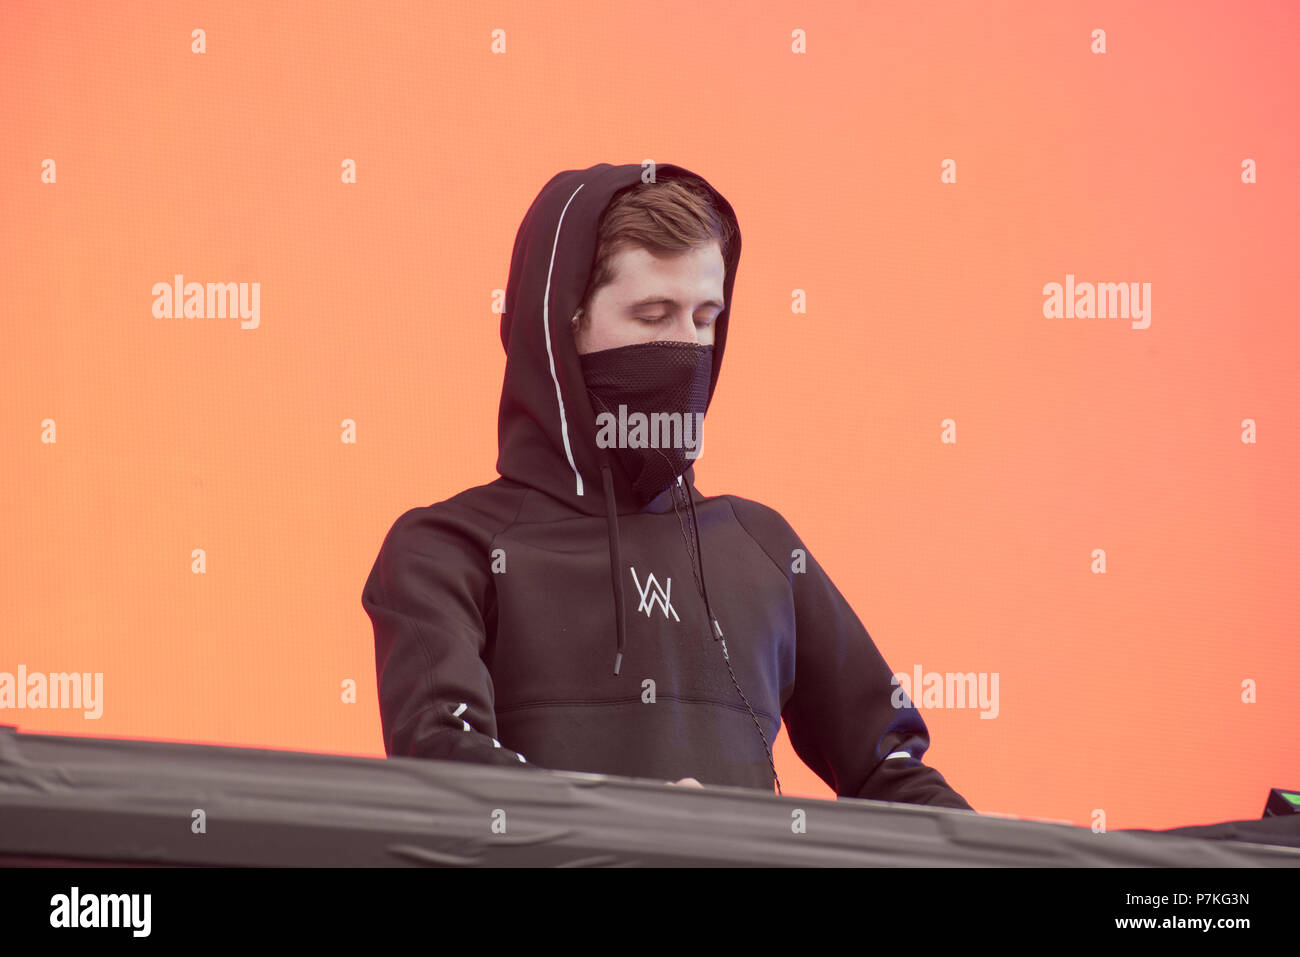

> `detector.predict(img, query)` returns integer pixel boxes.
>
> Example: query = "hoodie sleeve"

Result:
[362,504,545,771]
[727,498,974,811]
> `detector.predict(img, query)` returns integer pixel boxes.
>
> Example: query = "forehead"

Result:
[604,243,725,297]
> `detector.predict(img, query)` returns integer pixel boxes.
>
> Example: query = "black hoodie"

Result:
[361,162,973,809]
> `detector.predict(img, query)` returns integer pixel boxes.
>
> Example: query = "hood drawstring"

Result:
[598,459,783,796]
[600,463,629,676]
[679,471,783,796]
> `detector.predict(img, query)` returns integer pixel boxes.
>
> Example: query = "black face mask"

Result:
[579,340,714,506]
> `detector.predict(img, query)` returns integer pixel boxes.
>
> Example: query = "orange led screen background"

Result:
[2,0,1297,830]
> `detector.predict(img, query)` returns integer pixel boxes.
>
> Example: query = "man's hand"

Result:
[665,777,704,787]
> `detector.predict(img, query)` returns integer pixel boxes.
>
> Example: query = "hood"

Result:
[497,162,741,515]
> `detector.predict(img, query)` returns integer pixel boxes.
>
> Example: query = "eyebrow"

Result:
[627,297,726,310]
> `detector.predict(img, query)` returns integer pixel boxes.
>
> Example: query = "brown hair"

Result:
[576,174,733,324]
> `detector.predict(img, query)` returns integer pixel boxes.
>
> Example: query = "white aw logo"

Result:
[629,566,680,621]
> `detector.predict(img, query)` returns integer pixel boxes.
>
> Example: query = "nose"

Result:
[664,311,713,346]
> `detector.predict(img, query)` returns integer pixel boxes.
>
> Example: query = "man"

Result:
[362,161,973,809]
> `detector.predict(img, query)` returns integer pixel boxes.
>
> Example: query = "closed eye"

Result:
[637,315,717,326]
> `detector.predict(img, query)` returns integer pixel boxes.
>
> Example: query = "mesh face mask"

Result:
[579,340,714,506]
